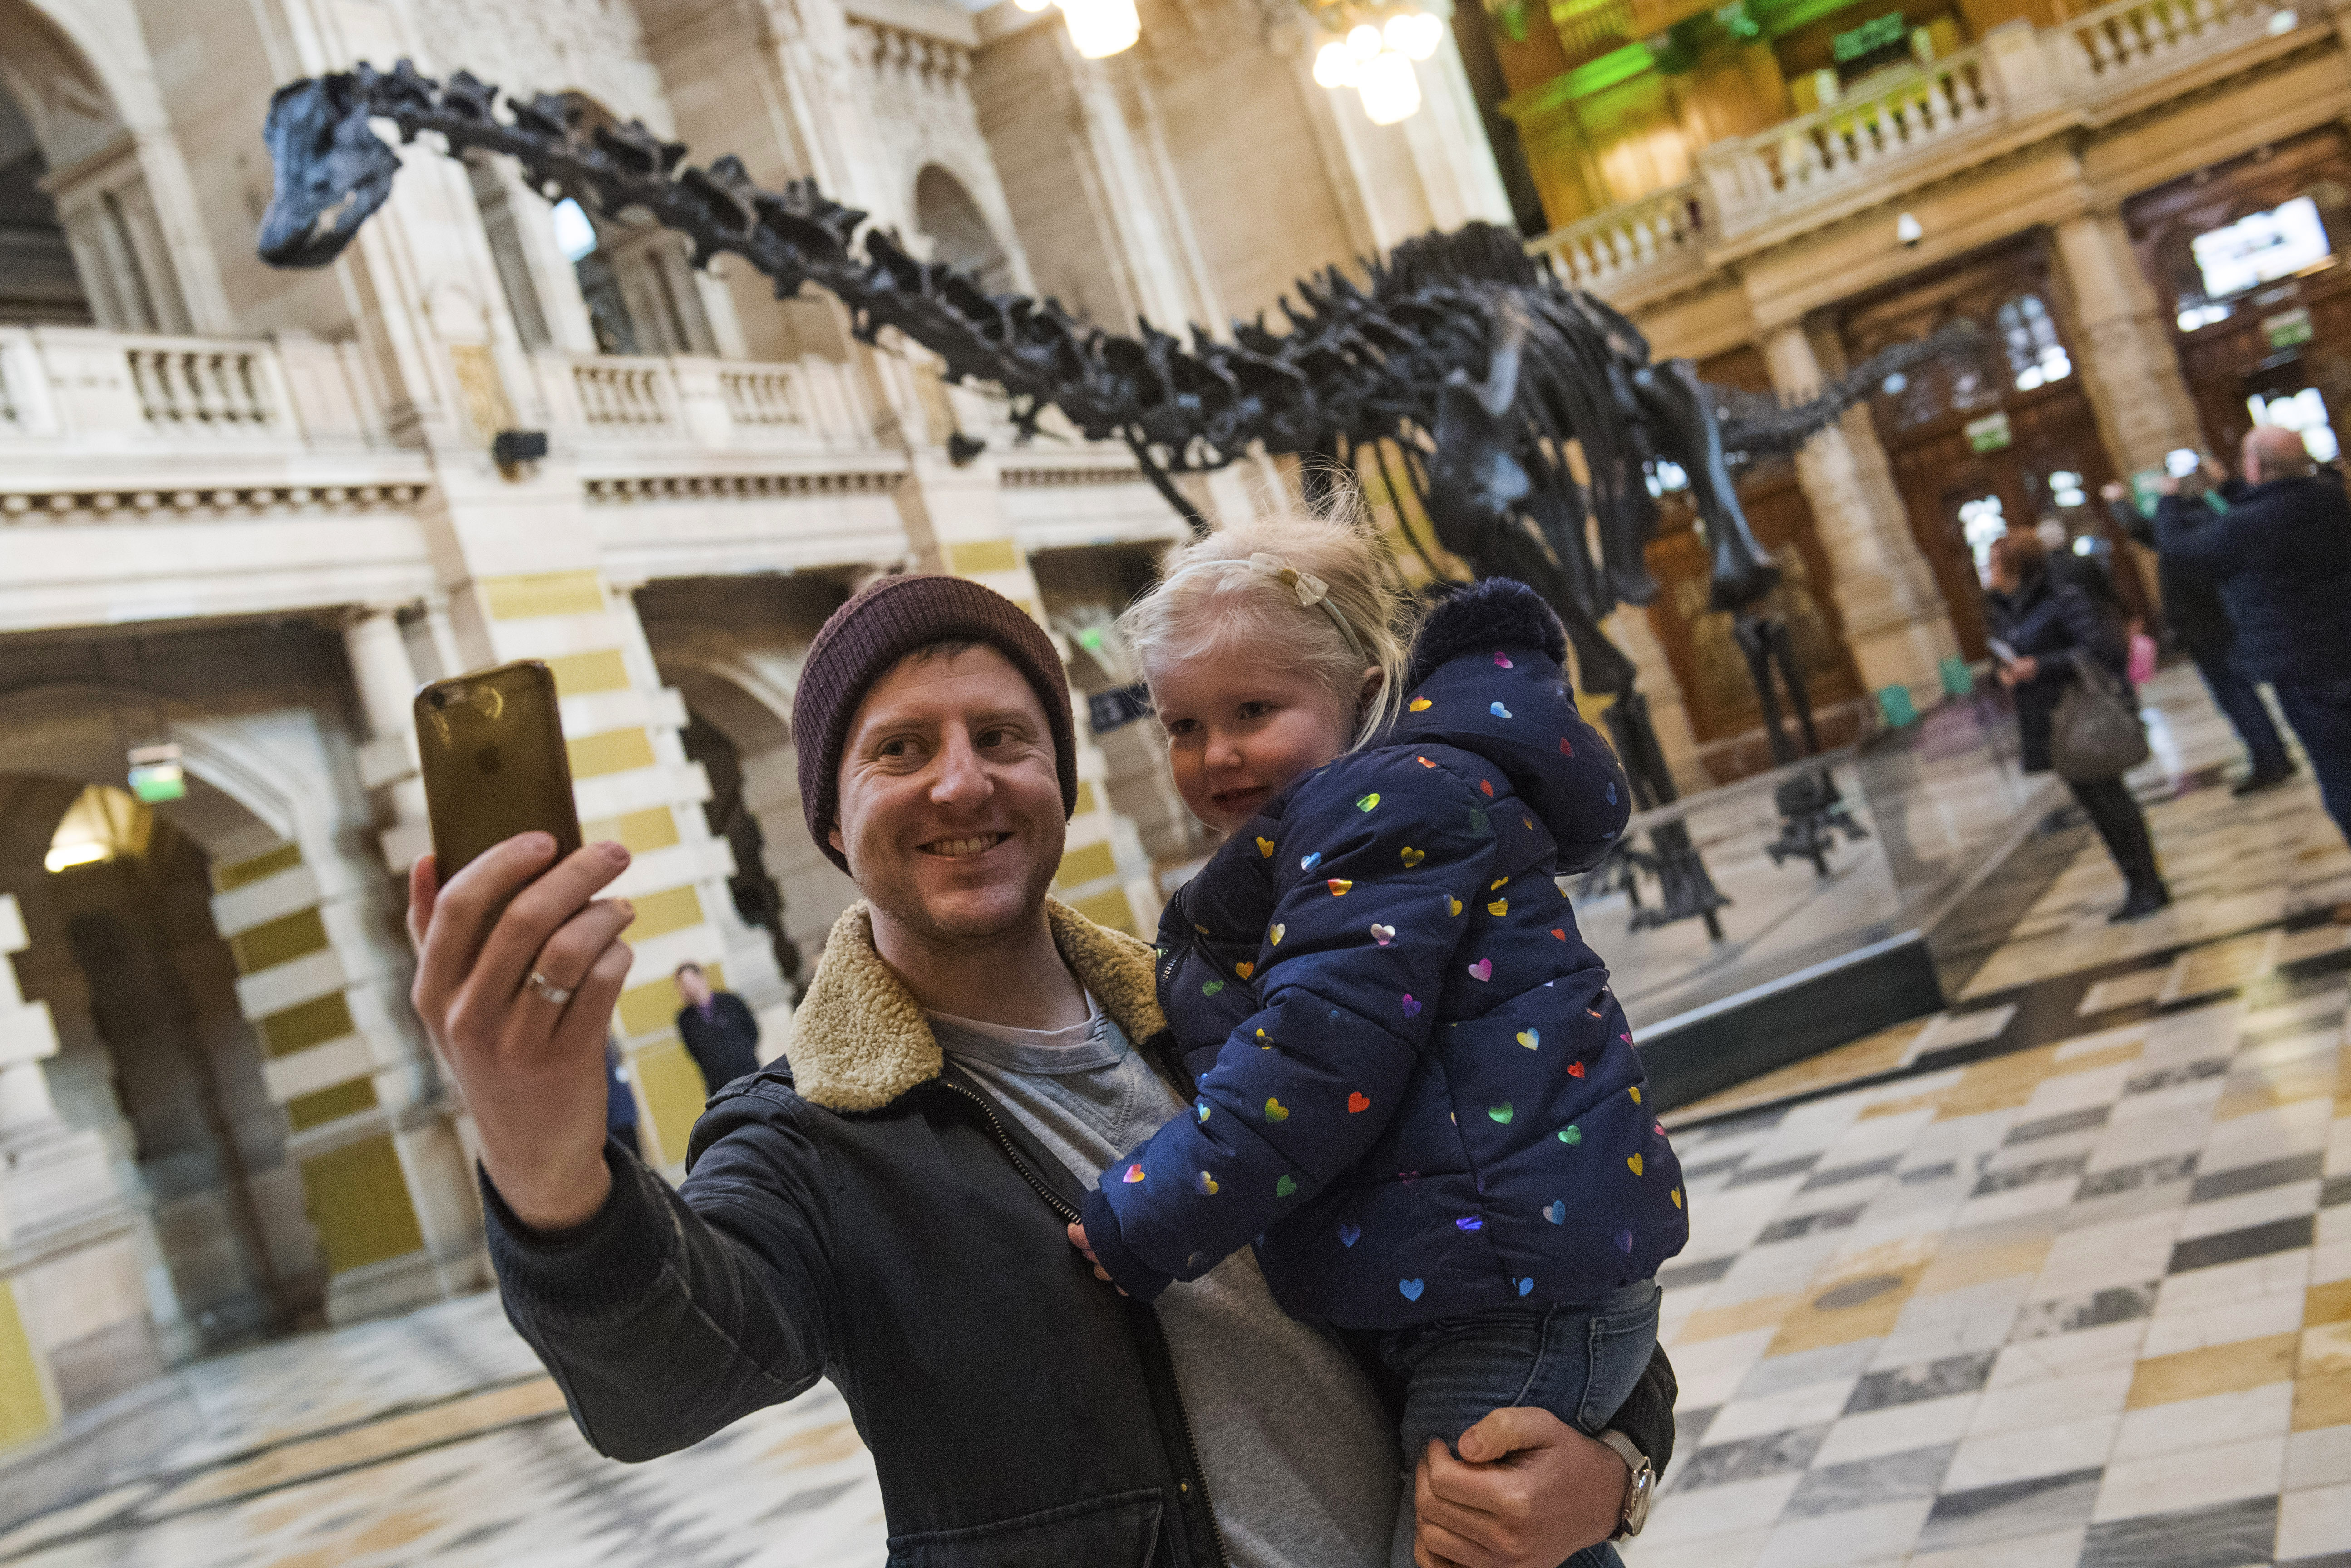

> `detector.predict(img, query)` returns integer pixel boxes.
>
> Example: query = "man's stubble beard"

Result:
[858,823,1066,955]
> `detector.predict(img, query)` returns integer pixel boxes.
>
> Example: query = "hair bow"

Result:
[1249,552,1330,608]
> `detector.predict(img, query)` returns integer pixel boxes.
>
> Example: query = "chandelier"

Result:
[1015,0,1143,59]
[1017,0,1449,126]
[1310,9,1447,125]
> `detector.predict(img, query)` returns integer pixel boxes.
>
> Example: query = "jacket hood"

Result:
[1390,578,1625,861]
[782,897,1168,1112]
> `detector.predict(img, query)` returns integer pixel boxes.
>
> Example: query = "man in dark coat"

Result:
[2159,427,2351,851]
[400,575,1677,1567]
[2104,475,2294,793]
[671,960,760,1093]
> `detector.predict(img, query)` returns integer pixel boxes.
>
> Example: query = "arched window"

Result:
[914,165,1015,295]
[0,80,86,324]
[0,10,188,334]
[1994,294,2071,392]
[466,92,718,358]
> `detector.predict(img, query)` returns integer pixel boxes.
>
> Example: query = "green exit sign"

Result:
[1832,11,1908,61]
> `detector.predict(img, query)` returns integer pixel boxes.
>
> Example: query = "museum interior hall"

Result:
[0,0,2348,1563]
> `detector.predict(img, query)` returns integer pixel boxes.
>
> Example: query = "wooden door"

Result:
[2126,128,2351,468]
[1840,234,2142,659]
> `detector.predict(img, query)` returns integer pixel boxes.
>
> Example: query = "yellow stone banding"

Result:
[297,1134,425,1275]
[632,1036,713,1165]
[228,907,330,976]
[543,649,632,697]
[567,727,659,780]
[284,1077,380,1131]
[212,841,302,894]
[0,1282,54,1449]
[481,570,605,620]
[257,992,356,1058]
[1071,884,1141,937]
[1054,840,1119,891]
[581,806,681,855]
[945,538,1021,576]
[628,885,706,941]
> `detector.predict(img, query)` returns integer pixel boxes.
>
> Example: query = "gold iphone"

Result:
[414,660,583,885]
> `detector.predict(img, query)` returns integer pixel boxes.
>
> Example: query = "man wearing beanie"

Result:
[405,573,1676,1567]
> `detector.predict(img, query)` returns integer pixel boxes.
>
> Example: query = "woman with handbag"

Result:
[1986,531,2172,922]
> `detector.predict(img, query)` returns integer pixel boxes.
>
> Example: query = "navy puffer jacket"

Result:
[1080,580,1689,1331]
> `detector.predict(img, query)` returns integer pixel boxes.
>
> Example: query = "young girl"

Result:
[1071,511,1687,1566]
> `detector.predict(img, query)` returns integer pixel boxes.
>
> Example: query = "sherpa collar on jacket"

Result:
[783,898,1169,1112]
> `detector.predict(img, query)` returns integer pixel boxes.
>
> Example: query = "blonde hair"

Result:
[1119,504,1413,751]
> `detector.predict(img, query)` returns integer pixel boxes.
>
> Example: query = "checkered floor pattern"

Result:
[1630,953,2351,1568]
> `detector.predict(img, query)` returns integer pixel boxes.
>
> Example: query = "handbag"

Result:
[2050,651,2151,782]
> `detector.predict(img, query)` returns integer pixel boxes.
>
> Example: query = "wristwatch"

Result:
[1596,1428,1656,1539]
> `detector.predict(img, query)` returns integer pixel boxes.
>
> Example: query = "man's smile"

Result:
[920,832,1012,859]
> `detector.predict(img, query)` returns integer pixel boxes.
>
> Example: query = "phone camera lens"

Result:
[427,689,448,710]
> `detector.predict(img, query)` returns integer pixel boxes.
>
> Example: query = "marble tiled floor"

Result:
[6,664,2346,1568]
[1629,944,2351,1568]
[0,1293,885,1567]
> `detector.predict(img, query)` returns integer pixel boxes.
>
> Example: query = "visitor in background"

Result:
[2035,513,2128,628]
[1986,531,2171,923]
[604,1042,642,1159]
[2159,426,2351,853]
[2104,472,2296,795]
[672,960,760,1094]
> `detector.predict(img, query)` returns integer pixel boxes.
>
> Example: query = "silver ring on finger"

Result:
[528,970,573,1006]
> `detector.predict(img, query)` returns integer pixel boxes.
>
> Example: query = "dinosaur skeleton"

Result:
[256,61,1973,931]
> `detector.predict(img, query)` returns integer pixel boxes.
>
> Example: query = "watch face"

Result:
[1625,1465,1656,1531]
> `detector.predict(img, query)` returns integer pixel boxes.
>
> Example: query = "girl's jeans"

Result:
[1378,1278,1661,1568]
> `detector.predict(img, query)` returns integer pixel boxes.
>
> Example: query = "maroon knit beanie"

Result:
[794,574,1079,871]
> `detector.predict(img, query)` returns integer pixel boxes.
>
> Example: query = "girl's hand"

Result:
[1065,1222,1129,1295]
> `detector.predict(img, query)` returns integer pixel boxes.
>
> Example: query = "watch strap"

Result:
[1596,1428,1653,1538]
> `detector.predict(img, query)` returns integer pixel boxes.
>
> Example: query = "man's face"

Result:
[675,966,712,1006]
[831,644,1066,945]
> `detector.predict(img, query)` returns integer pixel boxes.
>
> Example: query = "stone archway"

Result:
[914,163,1016,296]
[0,0,222,334]
[0,676,483,1379]
[659,647,861,985]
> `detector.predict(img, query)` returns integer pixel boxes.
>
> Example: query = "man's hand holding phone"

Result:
[407,835,636,1234]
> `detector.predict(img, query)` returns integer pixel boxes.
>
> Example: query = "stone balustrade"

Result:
[0,325,376,452]
[1699,46,1998,233]
[534,350,872,455]
[2059,0,2299,86]
[0,325,876,472]
[1536,0,2326,289]
[1531,184,1703,293]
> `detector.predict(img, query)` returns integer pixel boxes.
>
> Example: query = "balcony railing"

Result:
[1533,184,1703,294]
[1700,46,1997,231]
[1534,0,2321,294]
[0,326,380,451]
[535,351,870,456]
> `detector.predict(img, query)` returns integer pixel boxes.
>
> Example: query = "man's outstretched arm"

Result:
[409,838,833,1458]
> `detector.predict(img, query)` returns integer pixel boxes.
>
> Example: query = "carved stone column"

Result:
[2051,210,2207,477]
[1763,320,1961,706]
[0,894,157,1455]
[344,606,431,872]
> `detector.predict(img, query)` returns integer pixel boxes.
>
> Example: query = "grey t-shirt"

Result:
[930,999,1400,1568]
